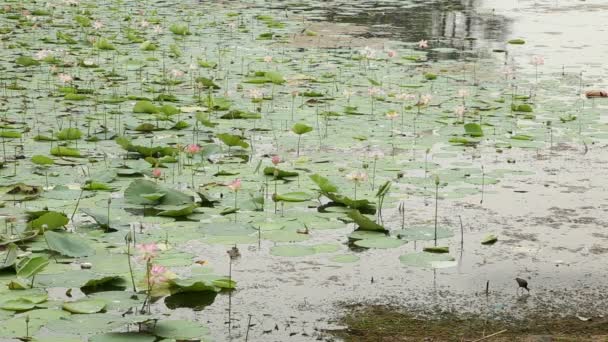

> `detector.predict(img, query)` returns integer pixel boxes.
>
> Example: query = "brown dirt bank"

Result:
[330,305,608,342]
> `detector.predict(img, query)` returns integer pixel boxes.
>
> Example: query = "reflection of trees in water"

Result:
[214,0,511,51]
[307,0,512,48]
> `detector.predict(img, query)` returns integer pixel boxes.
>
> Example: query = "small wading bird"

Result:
[515,277,530,293]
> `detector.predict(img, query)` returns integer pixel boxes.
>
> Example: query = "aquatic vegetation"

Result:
[0,0,602,339]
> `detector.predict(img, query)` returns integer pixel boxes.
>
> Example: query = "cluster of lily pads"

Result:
[0,0,600,340]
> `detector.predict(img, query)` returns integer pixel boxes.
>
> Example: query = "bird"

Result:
[227,245,241,260]
[515,277,530,293]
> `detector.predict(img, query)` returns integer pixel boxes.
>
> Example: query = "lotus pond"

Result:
[0,0,608,341]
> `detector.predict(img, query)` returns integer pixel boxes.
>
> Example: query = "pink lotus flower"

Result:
[153,25,162,34]
[454,105,466,120]
[137,243,159,261]
[139,19,150,28]
[227,179,242,192]
[58,73,73,84]
[185,144,201,154]
[346,171,368,183]
[149,264,168,285]
[271,155,281,165]
[368,87,383,97]
[386,110,399,120]
[502,66,514,79]
[170,69,184,78]
[291,90,300,97]
[419,94,432,106]
[530,55,545,66]
[35,49,52,60]
[152,168,162,178]
[418,40,429,49]
[343,89,356,99]
[387,50,397,58]
[360,46,376,59]
[247,88,263,99]
[369,150,385,159]
[263,55,273,63]
[396,92,416,101]
[92,20,103,30]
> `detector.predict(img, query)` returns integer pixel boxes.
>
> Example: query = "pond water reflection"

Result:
[235,0,512,57]
[229,0,608,73]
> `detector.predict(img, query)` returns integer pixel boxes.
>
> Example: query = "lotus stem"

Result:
[371,158,377,191]
[42,226,58,263]
[125,232,137,293]
[234,191,238,223]
[228,256,233,335]
[245,314,252,341]
[70,187,85,222]
[459,215,464,249]
[297,135,301,157]
[480,165,485,205]
[434,177,439,247]
[191,168,195,190]
[106,197,111,232]
[141,261,152,314]
[274,178,278,214]
[25,315,29,338]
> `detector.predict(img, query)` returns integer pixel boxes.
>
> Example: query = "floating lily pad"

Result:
[203,235,257,245]
[354,237,406,249]
[152,320,210,340]
[465,177,499,185]
[274,192,313,202]
[0,309,70,338]
[394,226,454,241]
[44,231,95,257]
[63,298,107,314]
[200,222,256,236]
[508,38,526,44]
[423,246,450,254]
[252,221,285,231]
[270,243,339,257]
[1,298,38,311]
[481,234,498,245]
[262,229,310,242]
[46,313,129,335]
[348,230,386,241]
[329,254,360,263]
[89,333,156,342]
[87,291,140,311]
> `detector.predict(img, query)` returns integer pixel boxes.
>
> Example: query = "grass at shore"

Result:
[330,305,608,341]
